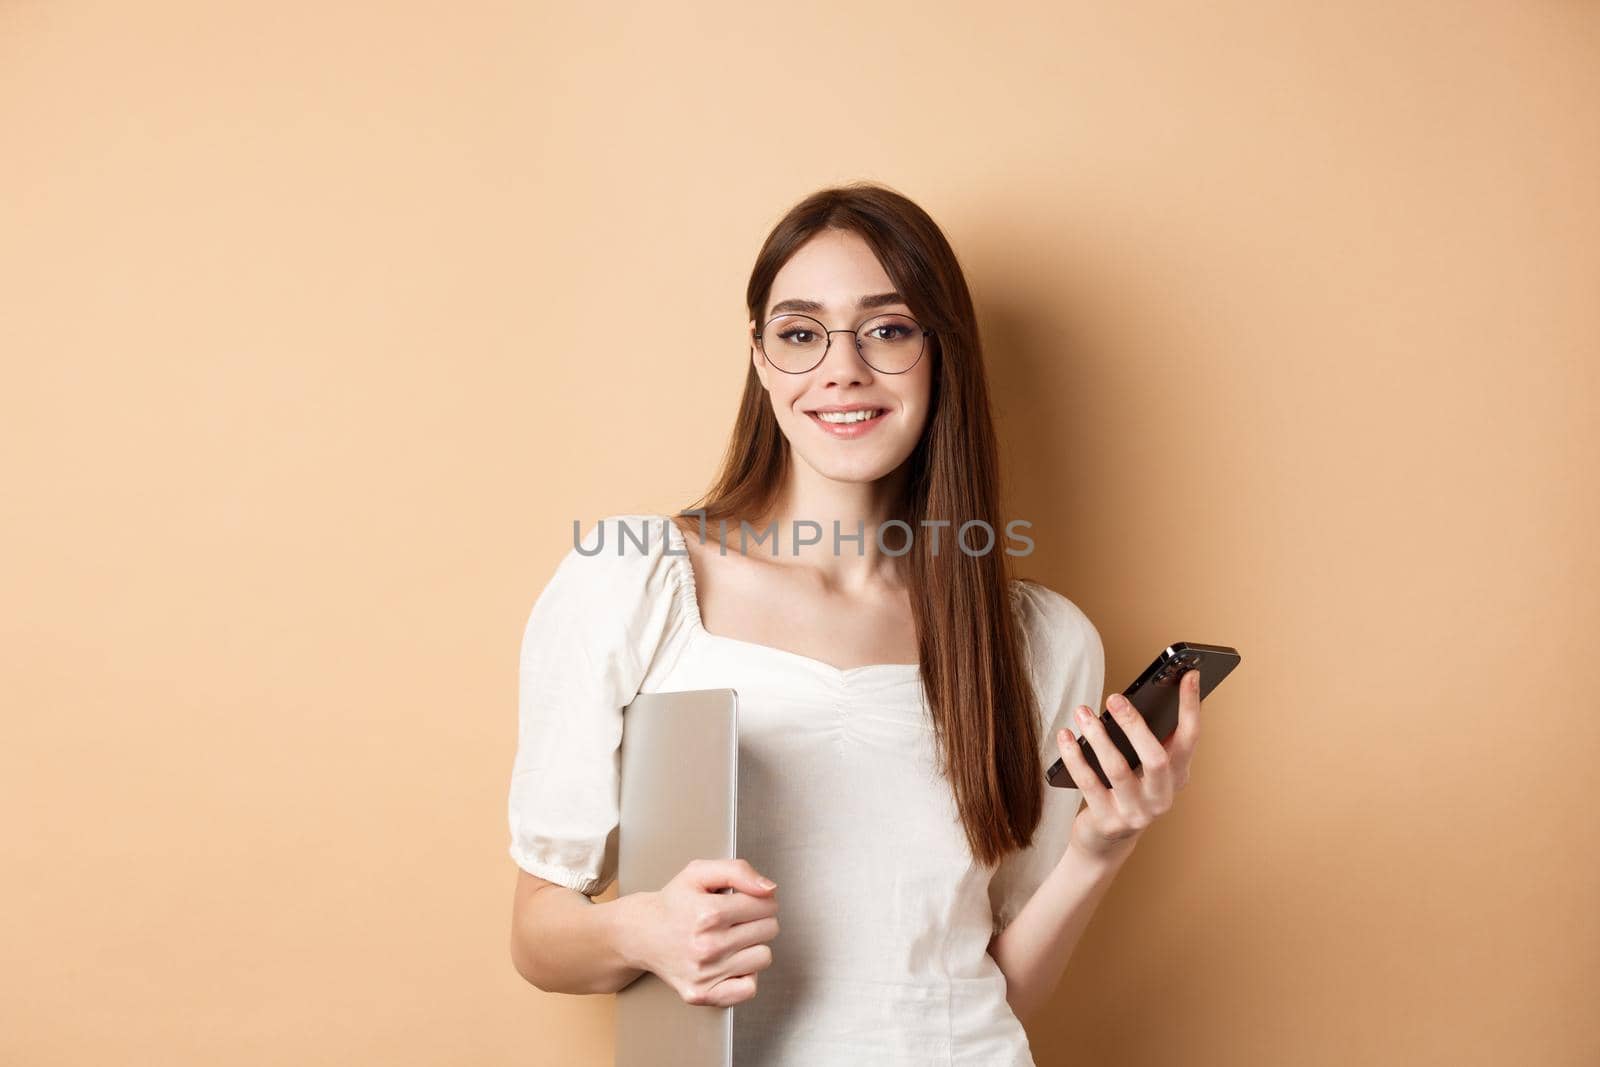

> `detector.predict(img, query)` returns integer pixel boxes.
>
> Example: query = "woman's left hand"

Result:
[1056,668,1203,861]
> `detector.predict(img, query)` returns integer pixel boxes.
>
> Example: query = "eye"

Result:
[779,328,815,344]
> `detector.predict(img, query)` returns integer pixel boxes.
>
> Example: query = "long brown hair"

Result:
[672,180,1042,868]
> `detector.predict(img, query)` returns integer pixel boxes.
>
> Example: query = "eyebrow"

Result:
[767,291,907,317]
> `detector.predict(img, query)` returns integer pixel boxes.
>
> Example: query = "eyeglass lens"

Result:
[759,313,926,373]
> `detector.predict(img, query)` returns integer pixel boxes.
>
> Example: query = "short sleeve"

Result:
[507,514,684,896]
[988,580,1107,935]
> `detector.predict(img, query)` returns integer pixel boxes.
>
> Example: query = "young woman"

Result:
[507,182,1206,1065]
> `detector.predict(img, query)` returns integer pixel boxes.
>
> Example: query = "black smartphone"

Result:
[1046,641,1241,790]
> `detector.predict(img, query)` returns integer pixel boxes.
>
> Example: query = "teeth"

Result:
[815,409,882,424]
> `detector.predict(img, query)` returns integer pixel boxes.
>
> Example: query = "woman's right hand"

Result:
[620,858,780,1007]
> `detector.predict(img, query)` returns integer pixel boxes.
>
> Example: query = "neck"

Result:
[746,460,911,593]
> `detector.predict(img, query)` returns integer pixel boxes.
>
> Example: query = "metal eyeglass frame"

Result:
[752,312,934,375]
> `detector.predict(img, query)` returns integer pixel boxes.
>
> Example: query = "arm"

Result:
[507,517,674,994]
[509,870,646,995]
[990,667,1207,1026]
[985,836,1138,1025]
[510,860,781,1002]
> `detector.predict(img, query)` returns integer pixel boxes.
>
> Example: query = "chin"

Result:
[797,451,901,484]
[782,418,918,479]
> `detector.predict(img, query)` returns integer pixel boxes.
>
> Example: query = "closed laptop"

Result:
[615,688,739,1067]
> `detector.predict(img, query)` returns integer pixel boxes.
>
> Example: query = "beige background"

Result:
[3,2,1596,1064]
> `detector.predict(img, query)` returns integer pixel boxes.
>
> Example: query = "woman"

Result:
[507,181,1205,1065]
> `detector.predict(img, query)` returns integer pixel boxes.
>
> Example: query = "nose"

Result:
[816,328,873,386]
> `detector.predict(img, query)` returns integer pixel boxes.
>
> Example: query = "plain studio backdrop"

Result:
[2,2,1596,1065]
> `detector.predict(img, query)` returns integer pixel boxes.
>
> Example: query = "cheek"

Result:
[769,382,806,417]
[902,369,933,419]
[902,375,934,438]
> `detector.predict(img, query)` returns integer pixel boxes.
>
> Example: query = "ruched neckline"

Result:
[659,513,924,680]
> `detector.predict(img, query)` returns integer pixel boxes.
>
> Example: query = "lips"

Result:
[805,407,889,438]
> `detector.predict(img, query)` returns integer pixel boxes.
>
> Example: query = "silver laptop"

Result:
[615,688,739,1067]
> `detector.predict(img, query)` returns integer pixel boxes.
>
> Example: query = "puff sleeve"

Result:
[988,581,1107,935]
[507,514,683,896]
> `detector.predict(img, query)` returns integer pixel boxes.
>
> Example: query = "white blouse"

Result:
[509,513,1106,1066]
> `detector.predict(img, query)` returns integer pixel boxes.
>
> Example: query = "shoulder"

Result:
[553,512,678,575]
[523,512,691,674]
[1007,577,1104,679]
[533,512,686,622]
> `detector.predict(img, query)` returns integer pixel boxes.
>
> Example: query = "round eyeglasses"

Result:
[754,312,932,375]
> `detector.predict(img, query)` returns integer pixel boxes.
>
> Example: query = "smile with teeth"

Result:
[813,408,885,424]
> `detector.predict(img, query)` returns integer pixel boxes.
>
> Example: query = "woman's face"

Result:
[750,229,933,487]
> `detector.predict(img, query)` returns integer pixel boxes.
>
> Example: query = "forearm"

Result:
[987,839,1138,1025]
[510,884,650,995]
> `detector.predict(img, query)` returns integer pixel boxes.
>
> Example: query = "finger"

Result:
[1056,716,1113,810]
[716,890,781,925]
[704,973,756,1007]
[724,915,781,952]
[1076,703,1138,789]
[719,941,775,979]
[690,858,778,896]
[1106,692,1172,792]
[1166,668,1203,757]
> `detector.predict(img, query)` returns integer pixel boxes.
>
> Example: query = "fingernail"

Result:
[1075,706,1091,725]
[757,877,777,889]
